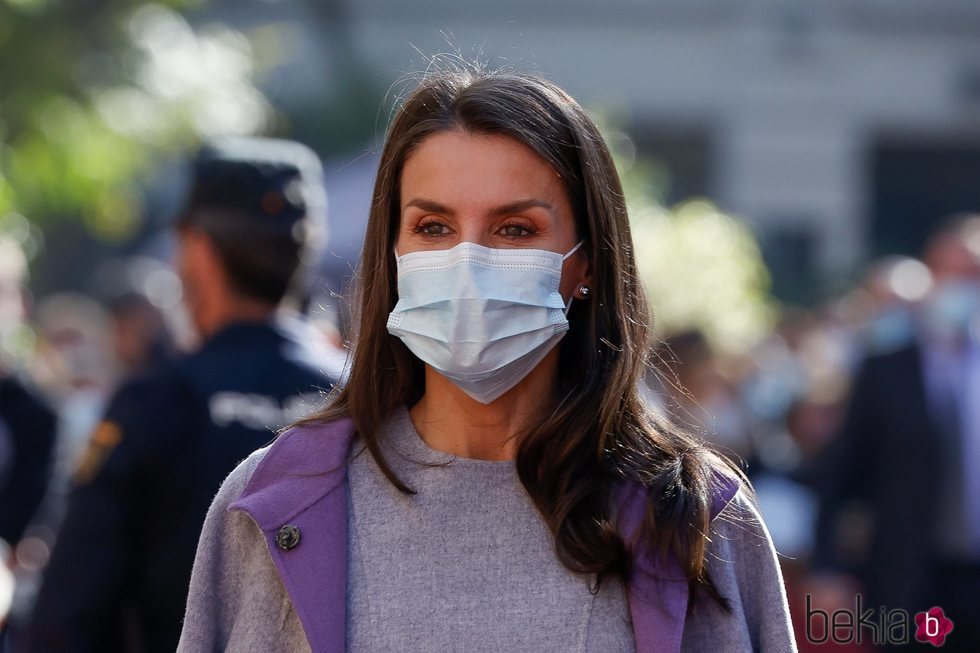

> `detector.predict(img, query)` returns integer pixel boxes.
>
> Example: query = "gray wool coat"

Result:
[178,419,798,653]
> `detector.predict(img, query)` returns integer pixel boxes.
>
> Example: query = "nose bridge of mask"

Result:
[395,239,583,265]
[394,239,584,315]
[394,247,565,314]
[396,241,564,270]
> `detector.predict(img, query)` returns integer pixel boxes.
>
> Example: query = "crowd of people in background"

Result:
[1,137,979,650]
[652,215,980,652]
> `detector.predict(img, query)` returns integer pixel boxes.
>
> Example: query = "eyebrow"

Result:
[491,199,555,217]
[403,198,453,214]
[402,197,555,217]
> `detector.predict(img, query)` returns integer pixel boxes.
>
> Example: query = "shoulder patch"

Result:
[73,420,123,485]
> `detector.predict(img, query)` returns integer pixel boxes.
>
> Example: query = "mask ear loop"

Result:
[563,295,575,316]
[562,240,586,315]
[562,240,585,261]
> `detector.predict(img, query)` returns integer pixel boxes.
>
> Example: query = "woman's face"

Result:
[397,130,590,302]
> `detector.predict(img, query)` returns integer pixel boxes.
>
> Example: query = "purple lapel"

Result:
[229,418,356,653]
[229,418,740,653]
[622,472,741,653]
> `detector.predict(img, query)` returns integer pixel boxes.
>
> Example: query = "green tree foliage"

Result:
[0,0,269,242]
[603,126,776,354]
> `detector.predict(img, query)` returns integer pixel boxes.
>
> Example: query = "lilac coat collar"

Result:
[229,418,738,653]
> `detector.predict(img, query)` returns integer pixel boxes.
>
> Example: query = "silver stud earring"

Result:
[579,285,590,297]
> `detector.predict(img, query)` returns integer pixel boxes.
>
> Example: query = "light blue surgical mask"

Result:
[387,240,584,404]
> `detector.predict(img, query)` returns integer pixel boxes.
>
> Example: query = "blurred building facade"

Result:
[196,0,980,301]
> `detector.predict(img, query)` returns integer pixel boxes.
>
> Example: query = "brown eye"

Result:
[500,224,533,238]
[415,221,450,236]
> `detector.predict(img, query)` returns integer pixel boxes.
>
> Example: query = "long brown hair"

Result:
[303,63,739,604]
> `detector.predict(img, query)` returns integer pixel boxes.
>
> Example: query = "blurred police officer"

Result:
[20,138,342,653]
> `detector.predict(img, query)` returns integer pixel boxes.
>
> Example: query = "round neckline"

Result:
[388,405,516,470]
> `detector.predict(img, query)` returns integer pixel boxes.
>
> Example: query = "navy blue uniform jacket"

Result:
[22,319,340,653]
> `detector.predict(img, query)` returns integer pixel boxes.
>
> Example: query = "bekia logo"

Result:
[915,607,954,647]
[806,595,955,647]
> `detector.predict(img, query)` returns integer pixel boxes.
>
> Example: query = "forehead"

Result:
[400,130,567,207]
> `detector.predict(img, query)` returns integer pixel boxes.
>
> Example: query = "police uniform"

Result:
[21,139,341,653]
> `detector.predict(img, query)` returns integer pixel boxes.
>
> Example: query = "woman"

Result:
[178,66,796,652]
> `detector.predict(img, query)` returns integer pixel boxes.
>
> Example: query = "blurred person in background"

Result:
[12,290,177,590]
[19,138,343,653]
[29,294,117,509]
[652,329,755,463]
[106,292,175,378]
[812,215,980,651]
[0,237,57,629]
[31,294,115,403]
[856,255,932,357]
[2,294,117,640]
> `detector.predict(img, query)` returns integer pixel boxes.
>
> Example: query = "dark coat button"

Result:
[276,524,301,551]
